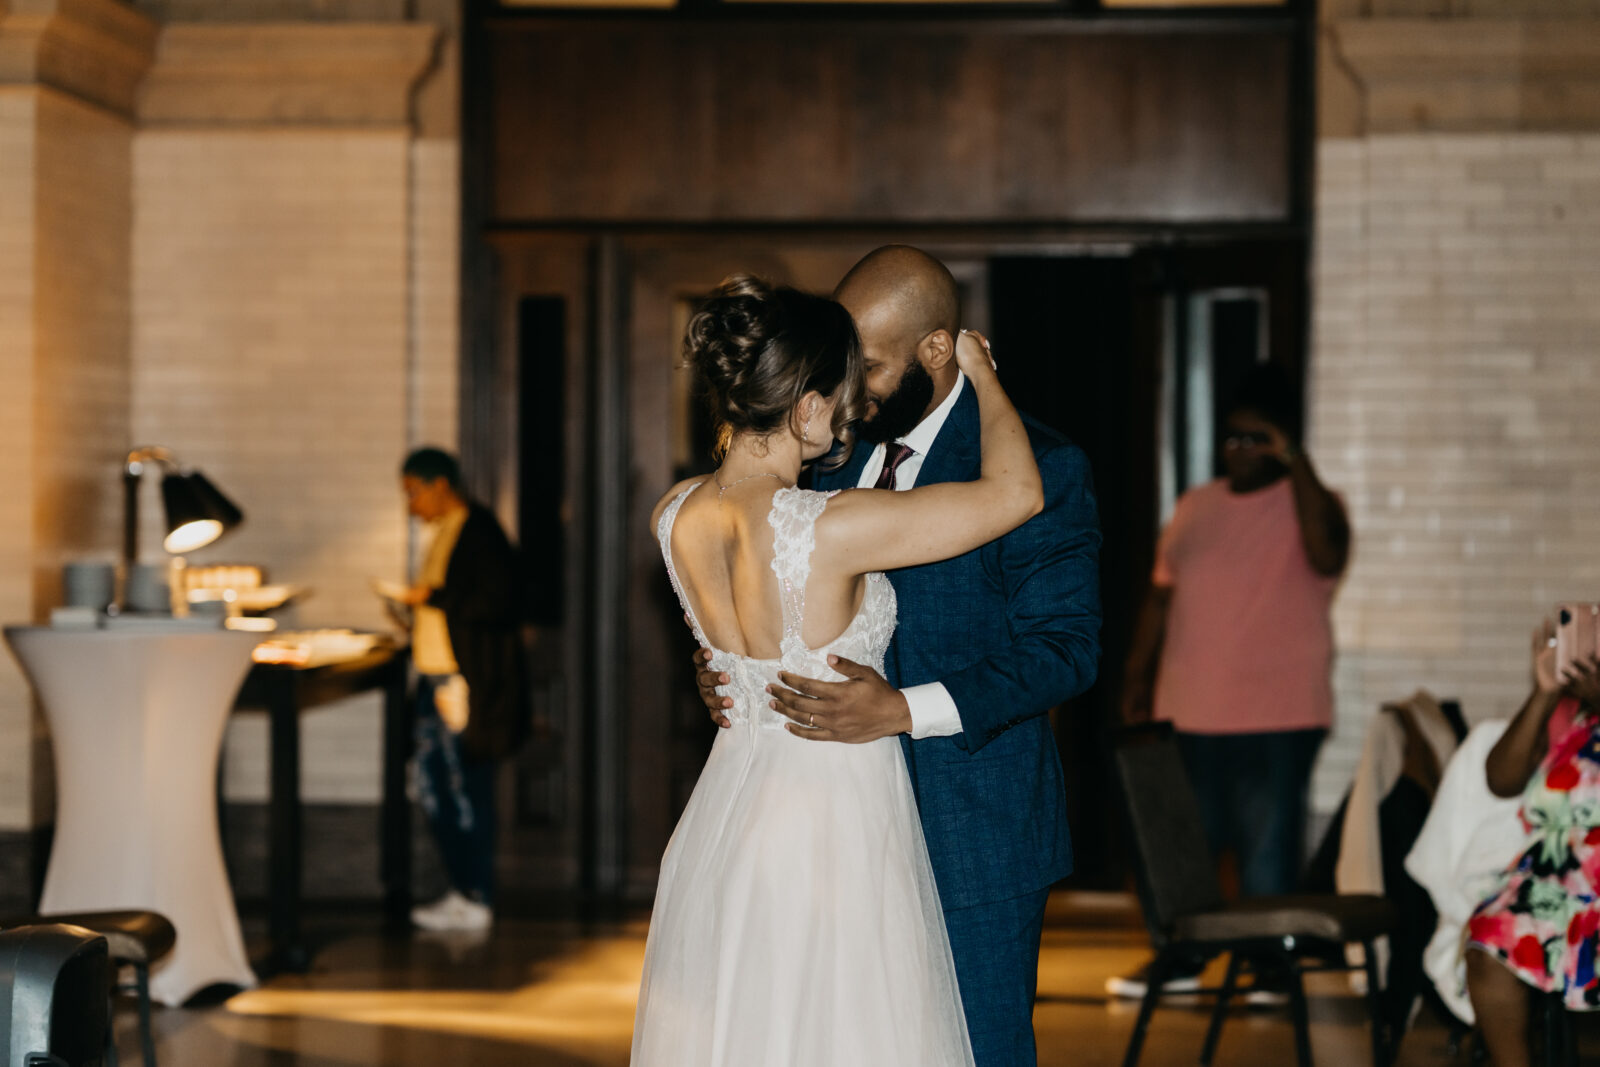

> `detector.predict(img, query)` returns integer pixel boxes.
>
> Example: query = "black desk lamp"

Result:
[122,447,244,573]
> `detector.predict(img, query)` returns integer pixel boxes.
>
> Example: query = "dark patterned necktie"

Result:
[873,442,916,491]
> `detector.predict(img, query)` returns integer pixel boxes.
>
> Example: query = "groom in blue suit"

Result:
[700,246,1102,1065]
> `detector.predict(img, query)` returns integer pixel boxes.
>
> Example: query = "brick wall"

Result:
[1308,133,1600,810]
[31,92,134,595]
[0,88,137,830]
[410,138,460,456]
[30,92,137,822]
[130,127,440,803]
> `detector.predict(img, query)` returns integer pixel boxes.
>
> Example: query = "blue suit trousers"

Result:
[946,887,1052,1067]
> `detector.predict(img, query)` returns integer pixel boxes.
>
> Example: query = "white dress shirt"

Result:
[856,371,966,739]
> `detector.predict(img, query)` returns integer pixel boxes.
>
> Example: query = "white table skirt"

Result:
[5,626,260,1005]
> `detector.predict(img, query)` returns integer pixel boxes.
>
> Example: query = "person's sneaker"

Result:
[410,889,493,932]
[1105,957,1206,999]
[1241,965,1292,1007]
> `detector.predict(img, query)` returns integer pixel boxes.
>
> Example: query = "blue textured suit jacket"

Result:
[816,385,1102,910]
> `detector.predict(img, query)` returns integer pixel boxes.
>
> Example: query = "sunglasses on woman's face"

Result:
[1222,431,1274,451]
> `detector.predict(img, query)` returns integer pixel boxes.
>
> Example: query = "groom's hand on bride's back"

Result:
[768,657,913,743]
[692,646,734,729]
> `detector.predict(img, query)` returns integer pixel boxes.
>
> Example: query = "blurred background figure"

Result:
[396,447,529,932]
[1112,365,1351,1000]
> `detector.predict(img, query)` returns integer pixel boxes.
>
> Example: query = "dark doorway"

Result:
[987,238,1307,888]
[518,296,566,627]
[988,254,1154,890]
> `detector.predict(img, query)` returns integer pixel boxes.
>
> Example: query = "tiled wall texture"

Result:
[1308,133,1600,812]
[132,126,458,803]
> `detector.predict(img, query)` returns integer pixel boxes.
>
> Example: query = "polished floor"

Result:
[123,893,1493,1066]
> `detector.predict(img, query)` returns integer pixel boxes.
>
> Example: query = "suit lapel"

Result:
[912,382,980,488]
[885,385,981,681]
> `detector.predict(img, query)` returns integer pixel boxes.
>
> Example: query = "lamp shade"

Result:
[160,471,244,554]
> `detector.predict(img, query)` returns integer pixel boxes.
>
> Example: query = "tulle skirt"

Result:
[631,719,973,1067]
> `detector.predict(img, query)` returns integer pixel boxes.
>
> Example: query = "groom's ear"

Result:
[919,329,955,372]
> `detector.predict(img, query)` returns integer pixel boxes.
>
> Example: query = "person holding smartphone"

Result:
[1465,619,1600,1067]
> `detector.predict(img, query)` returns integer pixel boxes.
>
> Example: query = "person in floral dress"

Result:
[1466,617,1600,1067]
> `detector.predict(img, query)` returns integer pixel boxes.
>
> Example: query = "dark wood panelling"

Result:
[489,22,1292,224]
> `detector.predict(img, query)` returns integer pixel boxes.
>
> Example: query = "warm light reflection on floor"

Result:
[124,900,1471,1065]
[224,936,646,1046]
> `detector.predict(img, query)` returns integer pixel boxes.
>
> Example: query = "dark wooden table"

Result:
[232,643,410,973]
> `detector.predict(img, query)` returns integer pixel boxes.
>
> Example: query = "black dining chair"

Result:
[1535,991,1580,1067]
[1110,723,1397,1067]
[0,922,110,1066]
[1,909,175,1065]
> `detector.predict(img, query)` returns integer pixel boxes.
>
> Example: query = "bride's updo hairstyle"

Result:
[685,275,865,465]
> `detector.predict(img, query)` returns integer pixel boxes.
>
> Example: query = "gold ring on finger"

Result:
[809,711,815,727]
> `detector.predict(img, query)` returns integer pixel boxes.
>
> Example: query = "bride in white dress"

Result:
[633,275,1042,1067]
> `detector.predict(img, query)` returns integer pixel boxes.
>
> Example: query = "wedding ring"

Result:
[808,711,815,727]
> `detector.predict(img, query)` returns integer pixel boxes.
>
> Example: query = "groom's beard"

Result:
[856,360,935,445]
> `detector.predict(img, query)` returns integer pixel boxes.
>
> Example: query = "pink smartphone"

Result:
[1556,603,1600,677]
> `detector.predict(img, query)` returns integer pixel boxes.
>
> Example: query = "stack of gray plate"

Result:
[123,563,170,615]
[61,562,114,612]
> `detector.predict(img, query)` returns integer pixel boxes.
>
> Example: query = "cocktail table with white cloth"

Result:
[4,625,260,1005]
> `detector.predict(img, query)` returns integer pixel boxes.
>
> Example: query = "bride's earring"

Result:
[801,411,813,446]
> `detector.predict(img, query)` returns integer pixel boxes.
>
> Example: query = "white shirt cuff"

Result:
[904,682,963,739]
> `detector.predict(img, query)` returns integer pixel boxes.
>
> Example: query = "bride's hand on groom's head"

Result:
[693,646,734,728]
[768,657,913,744]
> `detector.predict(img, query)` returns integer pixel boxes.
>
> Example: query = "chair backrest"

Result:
[0,923,110,1067]
[1111,725,1227,940]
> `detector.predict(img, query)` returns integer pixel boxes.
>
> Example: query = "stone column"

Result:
[0,0,156,886]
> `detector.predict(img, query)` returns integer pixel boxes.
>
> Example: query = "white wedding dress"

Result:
[632,483,973,1067]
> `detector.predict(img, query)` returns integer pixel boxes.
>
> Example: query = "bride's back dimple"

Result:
[658,483,896,726]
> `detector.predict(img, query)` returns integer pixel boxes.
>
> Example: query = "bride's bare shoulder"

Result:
[650,476,711,533]
[810,486,880,525]
[808,486,882,551]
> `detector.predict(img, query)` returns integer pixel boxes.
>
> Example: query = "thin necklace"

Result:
[713,470,790,498]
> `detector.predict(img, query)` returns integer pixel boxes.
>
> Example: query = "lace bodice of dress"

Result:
[657,483,898,730]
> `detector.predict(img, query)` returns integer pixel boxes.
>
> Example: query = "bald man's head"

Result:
[834,246,963,442]
[834,245,959,348]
